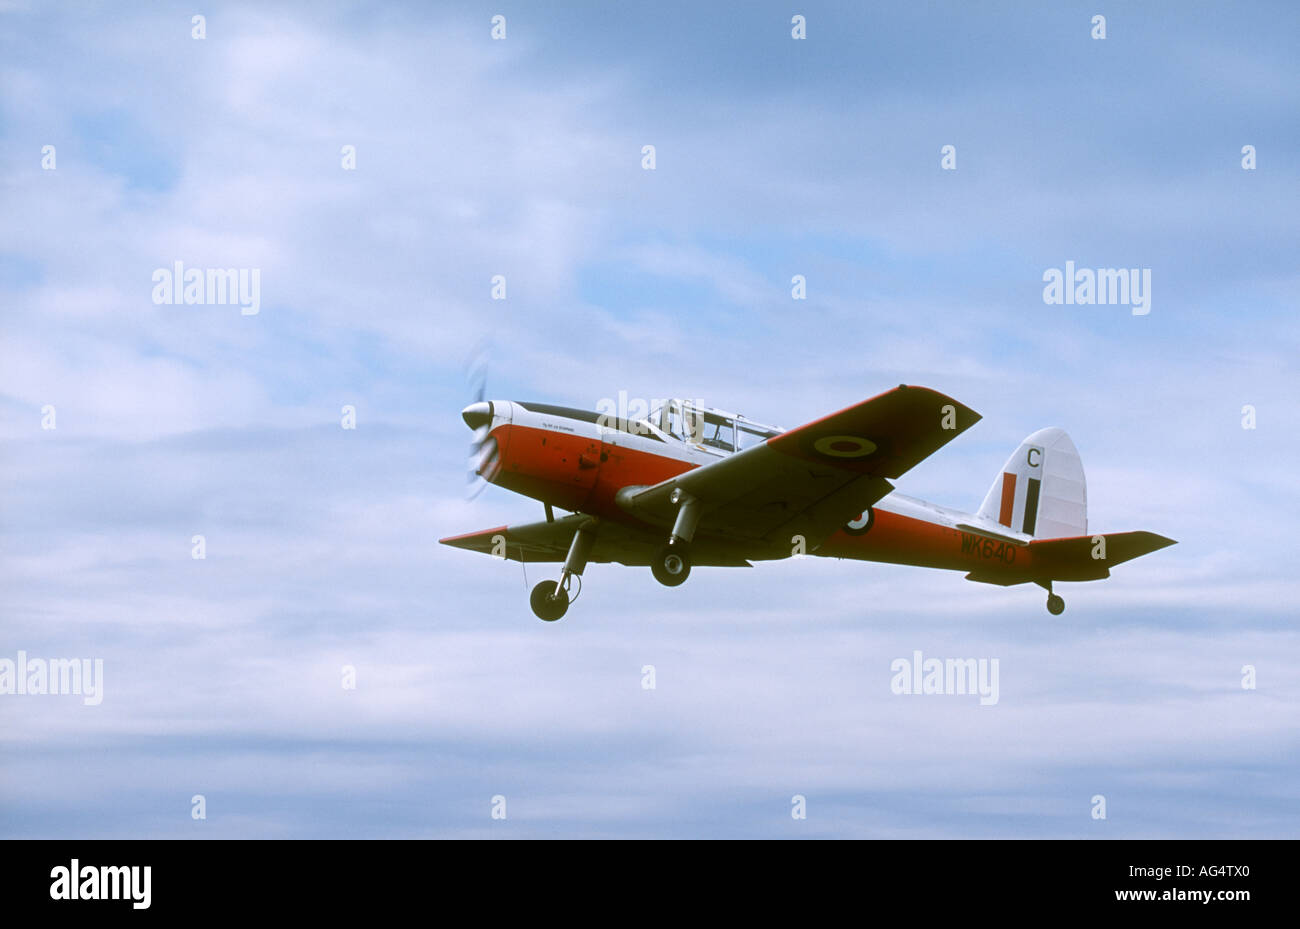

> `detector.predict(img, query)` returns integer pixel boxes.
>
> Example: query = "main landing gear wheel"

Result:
[651,545,691,587]
[530,580,569,622]
[1046,593,1065,616]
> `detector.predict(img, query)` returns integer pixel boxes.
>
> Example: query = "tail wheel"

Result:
[652,545,691,587]
[530,580,569,622]
[1046,593,1065,616]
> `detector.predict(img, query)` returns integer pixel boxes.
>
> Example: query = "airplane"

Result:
[441,385,1175,621]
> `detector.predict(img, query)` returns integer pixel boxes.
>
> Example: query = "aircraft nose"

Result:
[462,401,493,431]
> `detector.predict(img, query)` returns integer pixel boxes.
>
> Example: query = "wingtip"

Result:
[895,383,981,421]
[439,525,509,548]
[1129,531,1177,556]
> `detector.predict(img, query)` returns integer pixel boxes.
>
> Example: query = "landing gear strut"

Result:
[651,489,699,587]
[1038,580,1065,615]
[529,519,596,622]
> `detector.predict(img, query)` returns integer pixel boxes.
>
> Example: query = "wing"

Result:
[440,514,752,566]
[617,385,980,552]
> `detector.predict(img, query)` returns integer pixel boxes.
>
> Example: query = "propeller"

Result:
[465,346,499,499]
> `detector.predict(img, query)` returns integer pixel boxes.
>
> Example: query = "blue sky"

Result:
[1,1,1297,837]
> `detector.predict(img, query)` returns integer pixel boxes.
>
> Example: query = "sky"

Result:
[1,1,1297,838]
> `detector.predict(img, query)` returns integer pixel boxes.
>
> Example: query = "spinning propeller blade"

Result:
[465,346,498,499]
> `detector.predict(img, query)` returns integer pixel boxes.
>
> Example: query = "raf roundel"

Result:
[844,506,875,535]
[812,434,877,459]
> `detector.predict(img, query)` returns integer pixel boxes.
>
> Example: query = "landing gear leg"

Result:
[652,490,699,587]
[1037,580,1065,616]
[529,519,596,622]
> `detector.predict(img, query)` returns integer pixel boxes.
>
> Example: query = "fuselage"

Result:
[475,400,1036,578]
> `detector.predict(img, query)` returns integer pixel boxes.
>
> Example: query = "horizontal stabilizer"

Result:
[1029,530,1175,580]
[966,530,1175,585]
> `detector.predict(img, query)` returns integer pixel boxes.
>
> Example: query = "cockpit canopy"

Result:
[648,400,783,454]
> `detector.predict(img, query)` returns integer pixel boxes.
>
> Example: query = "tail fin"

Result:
[977,427,1086,538]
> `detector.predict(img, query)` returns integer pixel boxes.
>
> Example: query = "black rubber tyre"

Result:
[1046,593,1065,616]
[651,545,691,587]
[530,580,569,621]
